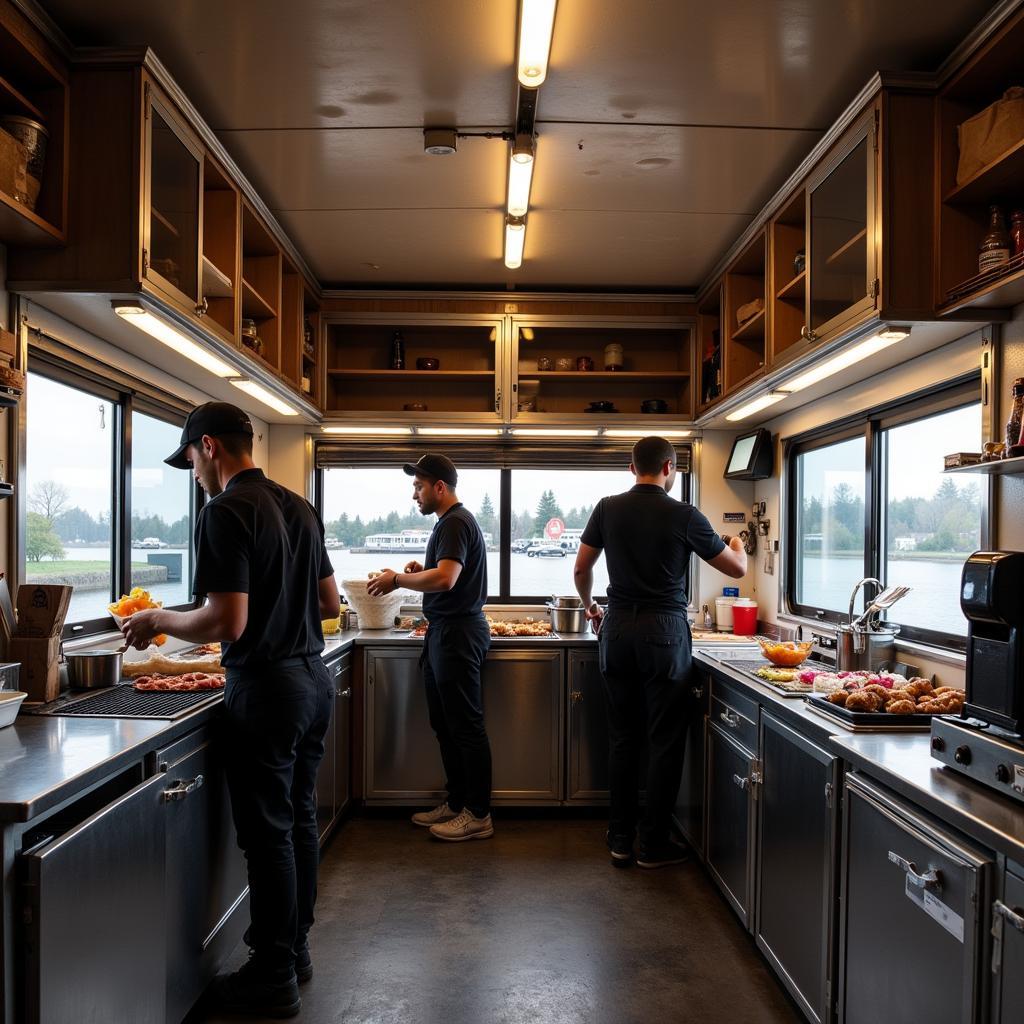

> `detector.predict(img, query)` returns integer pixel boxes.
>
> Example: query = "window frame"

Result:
[315,442,693,605]
[784,375,987,651]
[23,355,201,639]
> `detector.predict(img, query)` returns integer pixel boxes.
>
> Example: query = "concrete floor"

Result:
[193,816,801,1024]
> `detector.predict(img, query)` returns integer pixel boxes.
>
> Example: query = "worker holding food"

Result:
[121,401,340,1019]
[367,453,493,842]
[573,436,747,869]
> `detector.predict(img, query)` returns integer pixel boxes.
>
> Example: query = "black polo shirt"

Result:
[580,484,725,612]
[422,503,488,620]
[191,468,334,668]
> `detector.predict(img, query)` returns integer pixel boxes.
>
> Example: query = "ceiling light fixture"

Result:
[517,0,557,88]
[783,327,911,393]
[504,216,526,269]
[725,392,789,422]
[507,135,535,217]
[419,427,505,437]
[228,378,298,417]
[603,429,693,439]
[113,301,237,378]
[321,426,414,436]
[511,428,599,438]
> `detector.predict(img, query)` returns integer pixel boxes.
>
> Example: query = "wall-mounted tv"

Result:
[724,428,773,480]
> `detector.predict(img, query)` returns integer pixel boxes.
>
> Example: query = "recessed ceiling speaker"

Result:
[423,128,457,155]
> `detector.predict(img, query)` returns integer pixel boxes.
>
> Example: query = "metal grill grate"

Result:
[40,684,222,720]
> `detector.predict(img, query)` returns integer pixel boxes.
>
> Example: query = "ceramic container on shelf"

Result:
[537,356,552,371]
[555,357,573,372]
[603,343,624,370]
[640,398,668,414]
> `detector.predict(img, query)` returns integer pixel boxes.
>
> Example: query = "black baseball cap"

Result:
[164,401,254,469]
[403,453,458,488]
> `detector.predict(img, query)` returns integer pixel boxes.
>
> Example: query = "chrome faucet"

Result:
[847,578,882,627]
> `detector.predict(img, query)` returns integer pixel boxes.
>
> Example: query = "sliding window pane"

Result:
[25,373,115,625]
[131,412,192,607]
[882,404,981,638]
[322,466,501,604]
[794,437,865,613]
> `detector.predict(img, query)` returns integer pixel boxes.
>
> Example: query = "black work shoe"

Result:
[208,961,301,1018]
[606,830,634,868]
[637,838,690,869]
[294,943,313,984]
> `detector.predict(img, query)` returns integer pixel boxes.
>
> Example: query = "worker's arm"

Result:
[367,559,463,596]
[573,543,604,626]
[121,592,249,648]
[707,536,748,579]
[319,575,341,618]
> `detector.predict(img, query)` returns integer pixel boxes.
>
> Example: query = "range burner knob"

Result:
[931,736,946,753]
[996,763,1011,784]
[954,745,972,765]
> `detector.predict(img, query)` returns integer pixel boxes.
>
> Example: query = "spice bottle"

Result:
[979,206,1010,273]
[390,330,405,370]
[1007,377,1024,457]
[1011,210,1024,259]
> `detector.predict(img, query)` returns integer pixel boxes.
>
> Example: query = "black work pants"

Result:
[222,656,333,975]
[422,615,492,817]
[598,607,694,848]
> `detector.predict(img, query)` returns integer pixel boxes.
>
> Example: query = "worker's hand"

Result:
[585,602,604,634]
[121,609,163,650]
[728,536,745,553]
[404,560,423,574]
[367,570,398,597]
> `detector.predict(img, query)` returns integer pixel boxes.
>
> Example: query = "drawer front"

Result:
[995,870,1024,1024]
[711,692,758,753]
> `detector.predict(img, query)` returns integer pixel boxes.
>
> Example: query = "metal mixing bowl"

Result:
[547,604,589,633]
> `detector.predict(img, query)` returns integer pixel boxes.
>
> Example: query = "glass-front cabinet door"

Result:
[142,81,203,310]
[805,109,877,342]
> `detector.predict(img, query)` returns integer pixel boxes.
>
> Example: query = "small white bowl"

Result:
[0,691,27,728]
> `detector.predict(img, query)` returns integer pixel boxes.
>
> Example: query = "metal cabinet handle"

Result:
[163,774,204,802]
[719,710,740,728]
[691,686,704,699]
[337,687,352,698]
[195,297,209,317]
[888,851,942,892]
[570,690,583,704]
[994,900,1024,933]
[732,773,750,791]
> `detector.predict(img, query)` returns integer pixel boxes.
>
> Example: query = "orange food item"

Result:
[758,638,814,667]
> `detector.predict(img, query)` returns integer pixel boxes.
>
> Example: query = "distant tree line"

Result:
[802,478,980,553]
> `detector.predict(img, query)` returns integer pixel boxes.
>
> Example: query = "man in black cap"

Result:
[122,401,340,1019]
[367,453,493,841]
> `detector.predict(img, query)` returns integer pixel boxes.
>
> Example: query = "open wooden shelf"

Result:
[201,255,232,297]
[776,269,806,301]
[731,308,765,342]
[945,454,1024,476]
[327,369,493,382]
[0,71,45,121]
[241,277,276,320]
[526,370,690,380]
[825,228,866,269]
[941,252,1024,312]
[944,136,1024,205]
[0,188,63,246]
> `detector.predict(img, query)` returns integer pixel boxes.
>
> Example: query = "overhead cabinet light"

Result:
[783,328,911,393]
[507,140,535,217]
[229,378,298,416]
[604,429,693,439]
[419,427,505,436]
[113,301,237,378]
[511,428,599,438]
[504,216,526,269]
[725,392,788,422]
[517,0,557,87]
[321,426,414,436]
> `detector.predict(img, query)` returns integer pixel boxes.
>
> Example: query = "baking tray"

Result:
[804,693,934,732]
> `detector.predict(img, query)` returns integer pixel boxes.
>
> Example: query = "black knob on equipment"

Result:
[954,745,972,765]
[931,736,946,752]
[996,764,1011,784]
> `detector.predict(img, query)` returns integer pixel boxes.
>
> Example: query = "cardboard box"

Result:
[9,636,61,703]
[15,584,72,638]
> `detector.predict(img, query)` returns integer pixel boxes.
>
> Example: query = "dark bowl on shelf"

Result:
[640,399,669,414]
[586,400,615,412]
[416,357,440,370]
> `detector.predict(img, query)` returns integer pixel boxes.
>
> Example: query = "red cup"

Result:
[732,601,757,636]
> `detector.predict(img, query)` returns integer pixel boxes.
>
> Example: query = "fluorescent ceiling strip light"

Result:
[113,302,237,378]
[507,150,534,218]
[784,329,910,393]
[419,427,504,436]
[725,392,788,422]
[517,0,557,87]
[504,217,526,269]
[604,429,693,438]
[321,426,413,435]
[511,428,599,438]
[229,378,298,416]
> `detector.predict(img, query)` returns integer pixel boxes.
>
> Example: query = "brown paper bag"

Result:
[9,636,61,702]
[957,87,1024,185]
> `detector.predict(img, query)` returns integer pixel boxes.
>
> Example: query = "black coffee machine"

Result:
[931,550,1024,802]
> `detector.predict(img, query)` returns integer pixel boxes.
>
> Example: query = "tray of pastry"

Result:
[804,680,964,732]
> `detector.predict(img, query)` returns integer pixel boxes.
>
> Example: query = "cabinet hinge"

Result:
[750,759,763,795]
[869,278,879,300]
[142,247,149,273]
[825,979,832,1008]
[825,781,834,808]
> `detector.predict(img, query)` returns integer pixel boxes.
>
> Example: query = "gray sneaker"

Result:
[429,808,494,842]
[411,802,459,828]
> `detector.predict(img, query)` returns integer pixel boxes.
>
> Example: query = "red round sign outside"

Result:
[545,518,565,540]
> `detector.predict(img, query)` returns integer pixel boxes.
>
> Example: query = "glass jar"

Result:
[979,206,1010,273]
[1011,210,1024,259]
[1007,376,1024,455]
[604,343,623,371]
[537,355,552,371]
[576,356,594,371]
[555,357,573,372]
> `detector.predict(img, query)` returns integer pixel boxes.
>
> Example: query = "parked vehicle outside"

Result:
[528,544,567,558]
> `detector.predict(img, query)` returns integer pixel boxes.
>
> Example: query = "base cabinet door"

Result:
[316,693,337,839]
[705,720,757,930]
[673,669,710,853]
[993,867,1024,1024]
[485,648,563,803]
[365,647,444,801]
[838,773,991,1024]
[568,649,609,802]
[334,656,353,817]
[755,713,837,1024]
[21,772,169,1024]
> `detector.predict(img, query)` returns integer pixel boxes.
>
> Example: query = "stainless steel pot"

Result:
[547,604,589,633]
[550,595,583,609]
[66,649,124,689]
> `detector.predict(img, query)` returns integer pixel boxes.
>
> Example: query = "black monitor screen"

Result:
[727,434,757,475]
